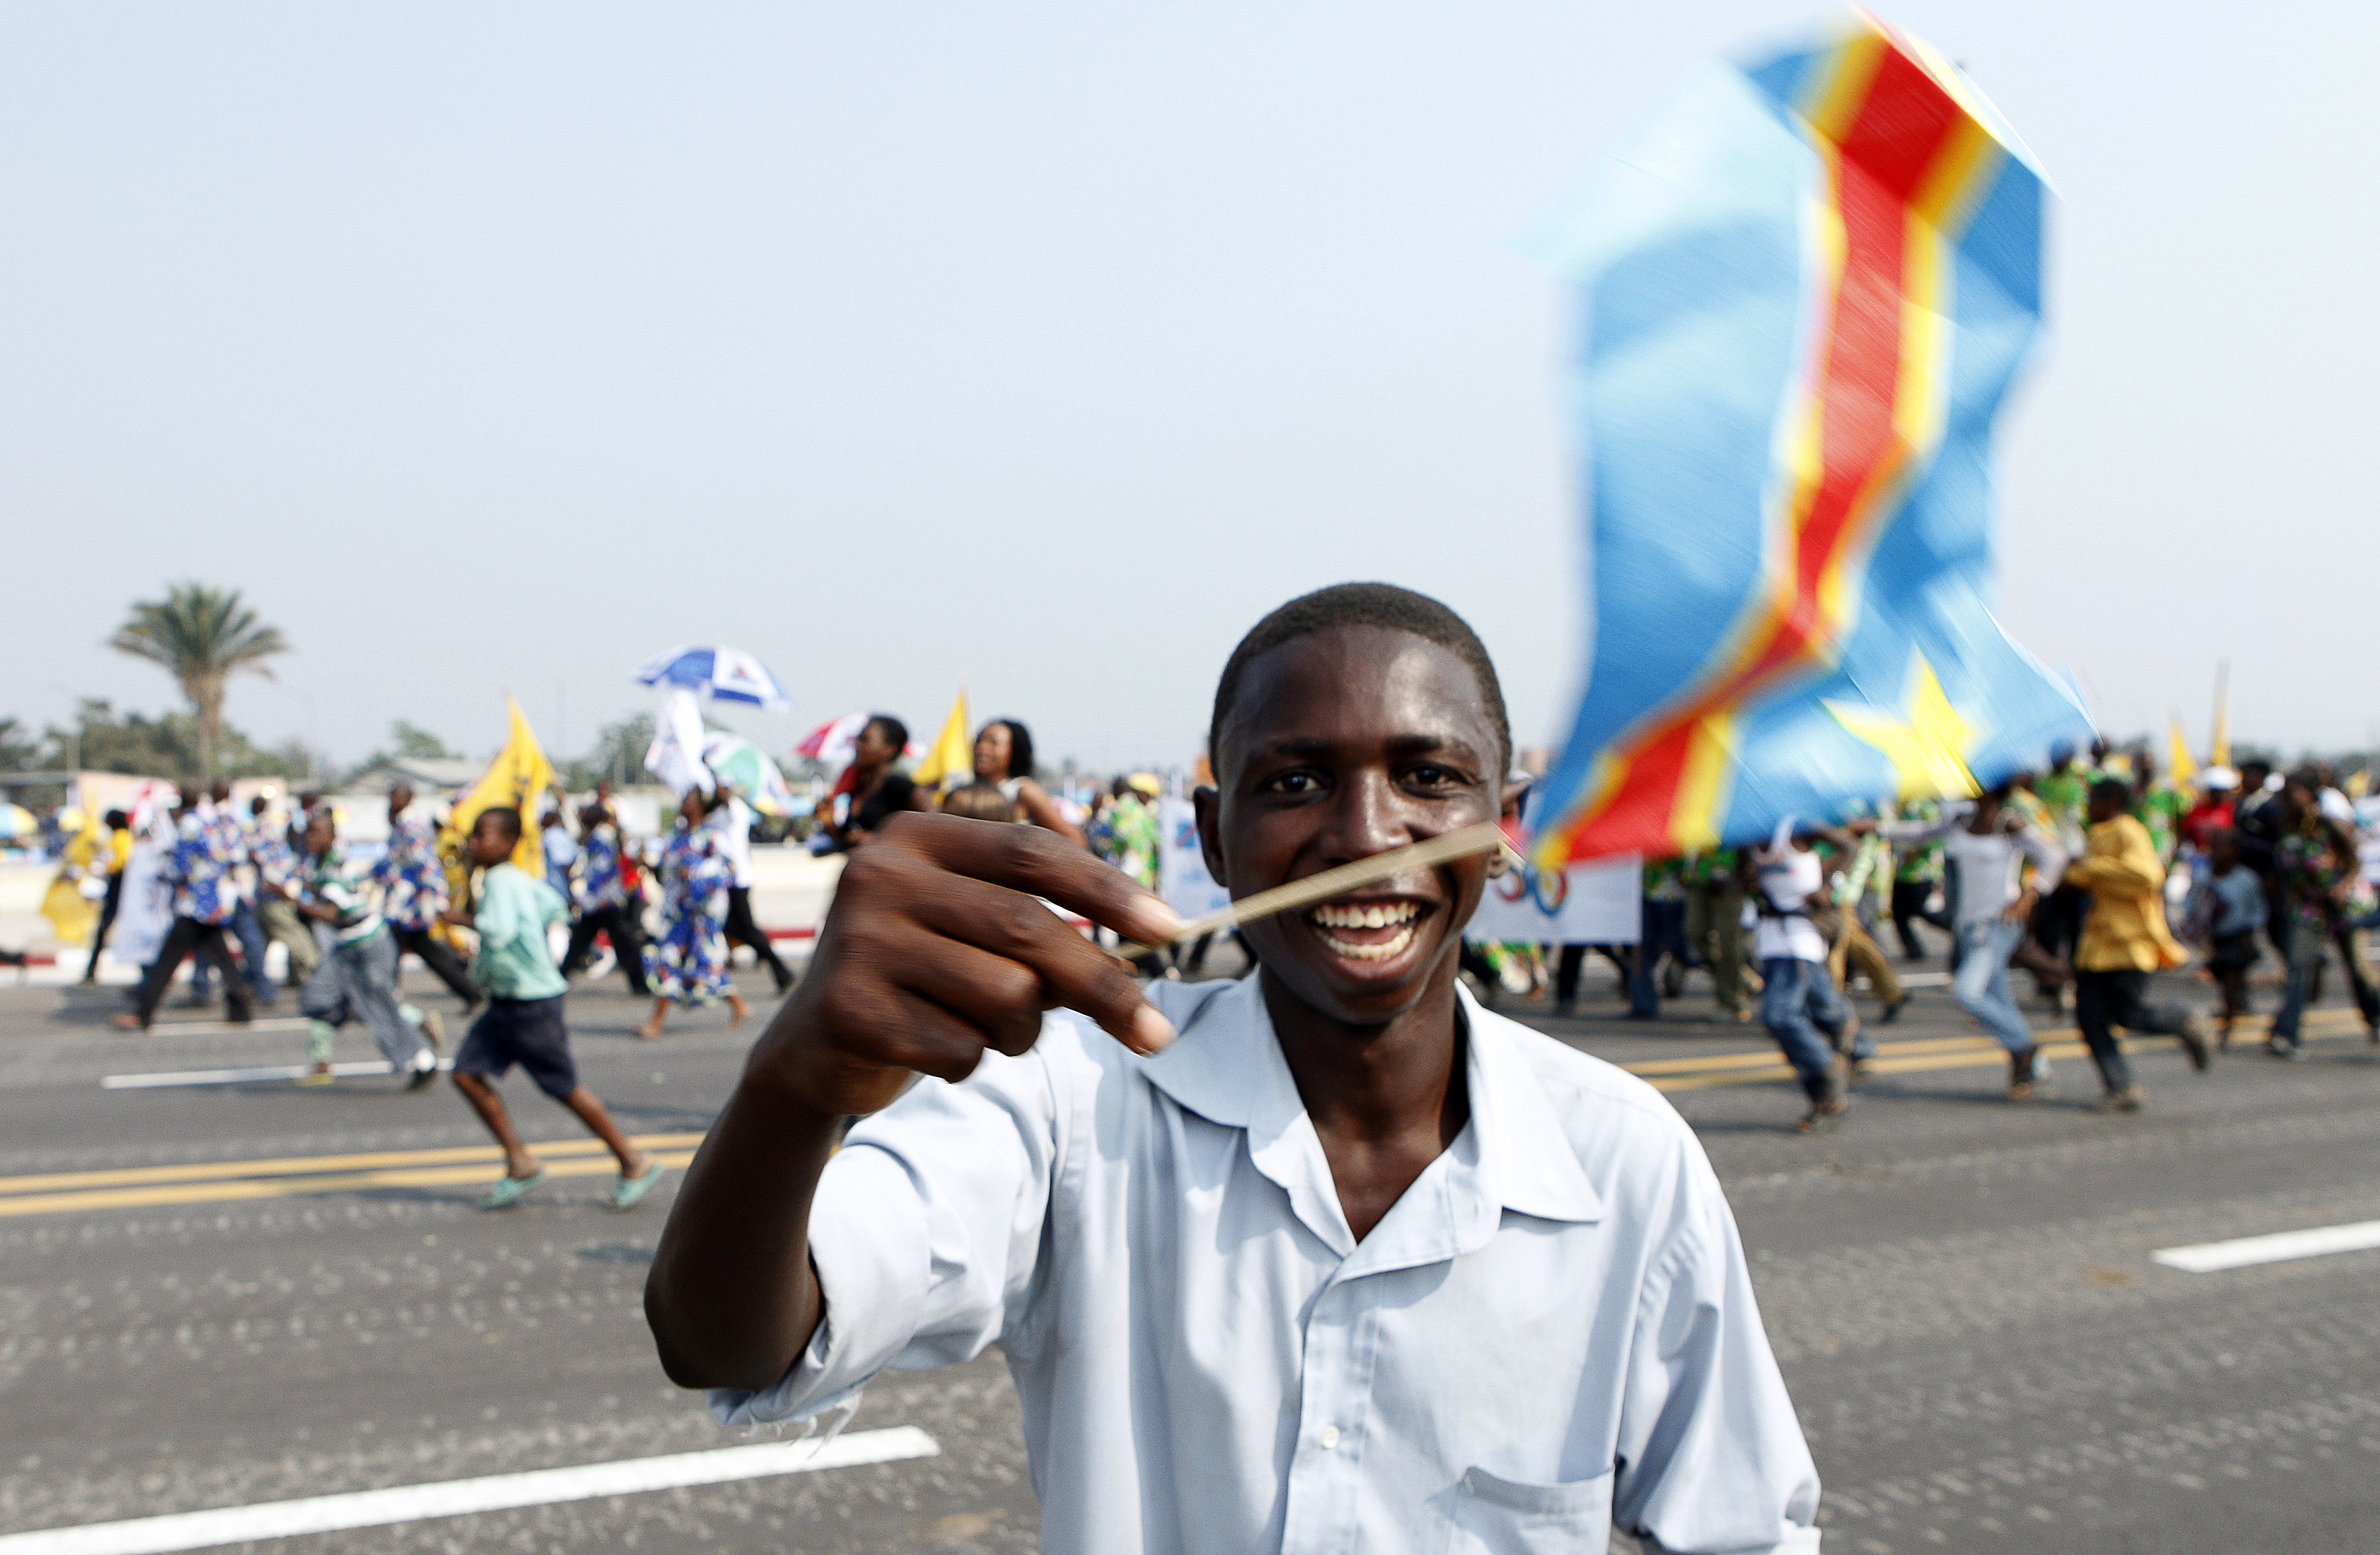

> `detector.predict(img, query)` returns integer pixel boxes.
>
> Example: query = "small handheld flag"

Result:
[911,689,973,792]
[1523,10,2092,868]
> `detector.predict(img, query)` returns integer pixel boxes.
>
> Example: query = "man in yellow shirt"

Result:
[2061,779,2214,1112]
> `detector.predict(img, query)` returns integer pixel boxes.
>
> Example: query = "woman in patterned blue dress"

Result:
[636,789,753,1039]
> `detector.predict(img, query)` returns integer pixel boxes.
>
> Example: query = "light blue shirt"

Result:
[711,976,1820,1554]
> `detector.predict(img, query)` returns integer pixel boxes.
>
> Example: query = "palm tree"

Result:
[108,583,290,784]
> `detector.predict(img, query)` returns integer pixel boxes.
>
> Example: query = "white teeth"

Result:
[1308,902,1418,929]
[1311,921,1418,962]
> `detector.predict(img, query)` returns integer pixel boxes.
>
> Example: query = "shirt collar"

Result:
[1138,976,1602,1266]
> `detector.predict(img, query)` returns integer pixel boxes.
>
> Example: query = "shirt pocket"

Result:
[1441,1465,1614,1554]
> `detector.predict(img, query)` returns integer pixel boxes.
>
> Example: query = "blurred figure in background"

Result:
[2062,779,2214,1108]
[940,782,1019,823]
[2266,768,2380,1059]
[292,807,442,1089]
[637,788,752,1039]
[562,801,654,997]
[249,795,321,990]
[1888,798,1952,961]
[827,715,928,850]
[971,719,1084,846]
[2183,827,2264,1046]
[78,810,134,985]
[374,784,481,1012]
[541,808,579,901]
[1680,846,1748,1020]
[710,787,793,996]
[113,793,251,1031]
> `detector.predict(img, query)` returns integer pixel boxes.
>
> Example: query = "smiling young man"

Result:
[646,583,1820,1554]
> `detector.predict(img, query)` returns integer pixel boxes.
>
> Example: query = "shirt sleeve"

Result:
[1614,1142,1822,1555]
[2012,825,2067,895]
[711,1036,1065,1429]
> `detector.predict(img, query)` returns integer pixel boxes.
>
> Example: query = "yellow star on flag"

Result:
[1824,653,1982,802]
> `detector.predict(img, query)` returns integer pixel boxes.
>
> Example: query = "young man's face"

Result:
[1197,626,1510,1027]
[2086,789,2126,825]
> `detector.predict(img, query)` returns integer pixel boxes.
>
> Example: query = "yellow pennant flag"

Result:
[911,688,972,791]
[443,696,558,882]
[2166,716,2197,786]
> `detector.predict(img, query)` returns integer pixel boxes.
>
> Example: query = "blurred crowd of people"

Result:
[1478,742,2380,1131]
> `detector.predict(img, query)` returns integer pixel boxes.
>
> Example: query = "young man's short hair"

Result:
[2088,779,2132,807]
[1207,582,1511,777]
[479,806,525,844]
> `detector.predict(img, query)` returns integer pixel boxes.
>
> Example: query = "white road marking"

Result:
[102,1059,453,1091]
[0,1427,939,1554]
[2151,1220,2380,1274]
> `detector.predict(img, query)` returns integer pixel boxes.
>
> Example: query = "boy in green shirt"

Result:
[445,806,664,1212]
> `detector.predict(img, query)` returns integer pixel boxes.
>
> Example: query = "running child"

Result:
[290,808,443,1088]
[445,806,663,1212]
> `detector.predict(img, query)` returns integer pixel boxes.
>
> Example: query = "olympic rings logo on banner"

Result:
[1493,863,1568,915]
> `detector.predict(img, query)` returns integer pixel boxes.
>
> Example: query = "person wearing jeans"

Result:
[1748,821,1860,1131]
[1873,785,2066,1099]
[2266,768,2380,1057]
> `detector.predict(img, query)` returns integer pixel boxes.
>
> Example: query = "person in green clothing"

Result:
[2130,752,2188,867]
[445,806,664,1212]
[1681,847,1750,1020]
[1887,798,1952,960]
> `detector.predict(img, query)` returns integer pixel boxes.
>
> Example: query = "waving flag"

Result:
[1524,10,2092,868]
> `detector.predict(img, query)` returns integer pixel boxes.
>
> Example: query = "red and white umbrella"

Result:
[795,711,870,768]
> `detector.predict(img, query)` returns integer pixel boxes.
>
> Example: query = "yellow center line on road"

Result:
[0,1132,709,1197]
[0,1150,704,1219]
[4,1007,2364,1218]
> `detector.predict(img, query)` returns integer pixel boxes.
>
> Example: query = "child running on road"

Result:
[445,806,663,1212]
[291,809,443,1088]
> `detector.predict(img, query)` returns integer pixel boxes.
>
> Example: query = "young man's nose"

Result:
[1316,772,1412,863]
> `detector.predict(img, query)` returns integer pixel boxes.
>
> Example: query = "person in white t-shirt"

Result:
[708,791,793,995]
[1745,819,1861,1132]
[1869,784,2066,1099]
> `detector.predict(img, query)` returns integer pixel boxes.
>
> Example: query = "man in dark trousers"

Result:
[373,783,481,1012]
[711,788,792,995]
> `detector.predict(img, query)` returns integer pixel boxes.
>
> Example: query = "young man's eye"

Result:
[1261,770,1325,796]
[1406,764,1466,789]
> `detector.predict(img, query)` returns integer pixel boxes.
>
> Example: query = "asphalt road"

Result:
[5,942,2380,1553]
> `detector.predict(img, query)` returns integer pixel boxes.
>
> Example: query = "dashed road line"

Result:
[2152,1220,2380,1274]
[0,1428,938,1554]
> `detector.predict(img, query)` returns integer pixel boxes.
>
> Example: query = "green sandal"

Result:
[609,1162,666,1212]
[480,1167,546,1210]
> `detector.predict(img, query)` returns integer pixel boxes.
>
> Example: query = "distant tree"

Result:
[107,583,290,785]
[388,720,457,761]
[0,717,39,772]
[558,713,658,791]
[41,699,305,792]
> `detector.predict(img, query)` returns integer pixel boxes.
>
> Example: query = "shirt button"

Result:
[1317,1426,1340,1450]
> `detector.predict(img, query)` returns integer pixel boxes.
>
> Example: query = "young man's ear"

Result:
[1191,785,1227,891]
[1501,772,1531,825]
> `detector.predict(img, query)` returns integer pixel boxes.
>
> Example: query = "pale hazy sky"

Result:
[6,3,2375,773]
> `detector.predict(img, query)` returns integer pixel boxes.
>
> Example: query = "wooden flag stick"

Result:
[1153,821,1520,947]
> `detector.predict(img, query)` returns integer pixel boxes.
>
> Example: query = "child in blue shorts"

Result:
[445,806,666,1212]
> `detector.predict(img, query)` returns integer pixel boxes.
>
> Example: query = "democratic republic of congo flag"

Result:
[1521,10,2093,868]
